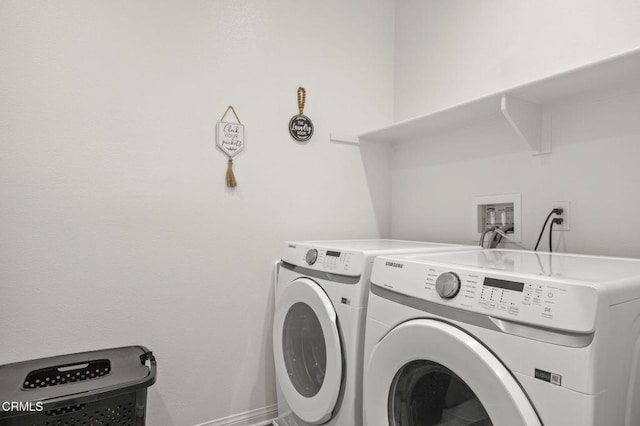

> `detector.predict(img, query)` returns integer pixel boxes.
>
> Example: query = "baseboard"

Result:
[194,404,278,426]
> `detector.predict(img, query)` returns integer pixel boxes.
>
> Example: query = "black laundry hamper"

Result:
[0,346,157,426]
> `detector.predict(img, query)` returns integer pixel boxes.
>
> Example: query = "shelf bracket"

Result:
[539,106,552,155]
[501,94,549,154]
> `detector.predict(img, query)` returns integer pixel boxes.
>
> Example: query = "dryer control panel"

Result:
[372,257,599,333]
[282,243,365,277]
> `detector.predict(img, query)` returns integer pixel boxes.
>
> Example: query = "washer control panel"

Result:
[305,249,319,265]
[282,243,364,276]
[373,257,598,333]
[435,272,461,299]
[427,269,596,332]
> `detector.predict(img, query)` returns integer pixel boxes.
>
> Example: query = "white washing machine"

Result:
[364,249,640,426]
[272,239,479,426]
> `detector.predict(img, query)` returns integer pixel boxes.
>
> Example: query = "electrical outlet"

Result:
[552,201,571,231]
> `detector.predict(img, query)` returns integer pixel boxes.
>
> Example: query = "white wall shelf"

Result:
[354,48,640,153]
[329,132,359,145]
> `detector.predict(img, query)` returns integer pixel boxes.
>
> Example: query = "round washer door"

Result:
[273,278,343,424]
[364,319,541,426]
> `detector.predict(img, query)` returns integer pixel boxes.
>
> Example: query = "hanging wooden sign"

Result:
[216,106,245,188]
[289,87,314,143]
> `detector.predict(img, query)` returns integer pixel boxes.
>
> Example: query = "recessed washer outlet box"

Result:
[471,194,522,242]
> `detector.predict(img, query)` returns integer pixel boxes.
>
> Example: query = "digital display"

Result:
[483,277,524,292]
[326,250,341,257]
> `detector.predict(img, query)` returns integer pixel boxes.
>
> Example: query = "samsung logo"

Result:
[385,261,404,269]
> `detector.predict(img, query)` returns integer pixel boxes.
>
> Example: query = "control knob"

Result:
[435,272,461,299]
[305,249,318,265]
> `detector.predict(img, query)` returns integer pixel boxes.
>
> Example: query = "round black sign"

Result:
[289,114,314,143]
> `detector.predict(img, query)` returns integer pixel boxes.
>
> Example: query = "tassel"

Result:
[226,158,237,188]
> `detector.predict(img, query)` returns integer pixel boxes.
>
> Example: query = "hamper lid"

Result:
[0,346,156,405]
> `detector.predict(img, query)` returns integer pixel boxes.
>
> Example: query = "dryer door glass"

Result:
[364,319,541,426]
[282,301,327,397]
[389,360,492,426]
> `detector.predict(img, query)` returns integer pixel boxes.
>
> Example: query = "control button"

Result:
[547,292,554,298]
[499,305,508,311]
[435,272,461,299]
[479,301,489,307]
[305,249,318,265]
[489,302,497,309]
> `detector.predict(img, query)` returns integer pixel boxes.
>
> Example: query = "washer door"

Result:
[273,278,343,424]
[364,319,541,426]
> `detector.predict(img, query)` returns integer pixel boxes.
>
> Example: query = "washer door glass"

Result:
[273,277,343,424]
[389,360,492,426]
[283,302,327,397]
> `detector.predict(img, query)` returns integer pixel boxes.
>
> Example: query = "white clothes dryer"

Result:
[363,249,640,426]
[272,240,478,426]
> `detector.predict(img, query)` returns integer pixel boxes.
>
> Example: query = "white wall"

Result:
[391,0,640,258]
[0,1,394,425]
[394,0,640,121]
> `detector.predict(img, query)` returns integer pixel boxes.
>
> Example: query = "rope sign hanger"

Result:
[216,105,245,188]
[297,86,306,115]
[289,87,314,143]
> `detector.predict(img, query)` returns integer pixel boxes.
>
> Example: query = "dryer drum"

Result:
[282,302,327,398]
[389,360,492,426]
